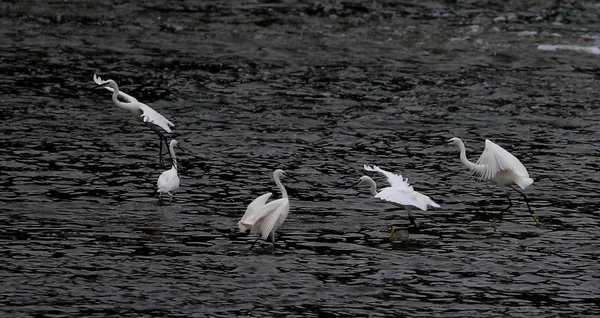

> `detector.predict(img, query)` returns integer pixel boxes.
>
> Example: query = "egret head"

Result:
[97,79,118,89]
[169,139,185,153]
[273,169,286,179]
[358,176,371,184]
[447,137,461,144]
[346,176,371,189]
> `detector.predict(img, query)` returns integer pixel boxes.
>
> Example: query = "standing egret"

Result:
[448,137,539,226]
[351,165,440,241]
[93,74,174,165]
[157,140,180,203]
[238,169,291,250]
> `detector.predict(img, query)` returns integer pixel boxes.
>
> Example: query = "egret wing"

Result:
[413,191,441,209]
[251,198,290,241]
[157,168,179,190]
[238,192,272,232]
[475,139,529,180]
[375,187,432,210]
[138,103,174,133]
[93,74,138,103]
[364,165,413,190]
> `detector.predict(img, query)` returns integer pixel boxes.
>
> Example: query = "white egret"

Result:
[93,74,175,165]
[157,140,180,203]
[238,169,290,250]
[448,137,539,225]
[351,165,440,240]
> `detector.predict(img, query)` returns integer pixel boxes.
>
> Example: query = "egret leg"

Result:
[492,192,513,226]
[512,188,540,226]
[249,236,261,250]
[147,124,170,167]
[406,207,418,228]
[269,233,278,252]
[169,193,173,204]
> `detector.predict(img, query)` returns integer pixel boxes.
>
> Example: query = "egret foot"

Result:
[531,214,541,226]
[491,215,503,227]
[511,187,540,226]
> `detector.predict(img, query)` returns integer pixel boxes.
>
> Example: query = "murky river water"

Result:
[1,1,600,316]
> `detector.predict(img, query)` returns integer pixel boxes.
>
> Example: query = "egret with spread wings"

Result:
[238,169,291,250]
[351,165,440,240]
[448,137,539,226]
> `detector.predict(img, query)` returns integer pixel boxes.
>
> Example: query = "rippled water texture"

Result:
[1,1,600,316]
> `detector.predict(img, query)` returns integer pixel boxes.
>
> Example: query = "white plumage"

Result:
[354,165,440,232]
[157,140,180,202]
[238,169,290,248]
[238,193,273,232]
[362,165,440,210]
[474,139,534,189]
[448,137,539,225]
[449,137,534,189]
[93,74,174,133]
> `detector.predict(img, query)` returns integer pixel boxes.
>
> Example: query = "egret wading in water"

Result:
[238,169,291,250]
[93,74,174,166]
[448,137,540,226]
[157,140,181,203]
[351,165,440,241]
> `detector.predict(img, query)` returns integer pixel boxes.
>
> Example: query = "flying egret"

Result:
[238,169,291,250]
[157,140,180,203]
[93,74,175,165]
[351,165,440,241]
[448,137,539,226]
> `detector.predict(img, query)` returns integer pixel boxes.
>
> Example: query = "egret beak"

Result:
[345,179,361,190]
[176,144,186,154]
[93,83,111,89]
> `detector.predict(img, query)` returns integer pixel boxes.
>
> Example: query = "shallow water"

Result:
[1,1,600,316]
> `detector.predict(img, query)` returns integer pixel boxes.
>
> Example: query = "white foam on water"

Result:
[537,44,600,55]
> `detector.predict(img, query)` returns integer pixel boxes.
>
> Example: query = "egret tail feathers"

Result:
[516,177,534,189]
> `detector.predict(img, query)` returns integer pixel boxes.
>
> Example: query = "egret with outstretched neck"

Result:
[93,74,174,165]
[238,169,291,250]
[448,137,539,226]
[157,140,180,203]
[351,165,440,241]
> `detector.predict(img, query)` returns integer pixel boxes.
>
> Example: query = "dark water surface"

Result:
[1,1,600,316]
